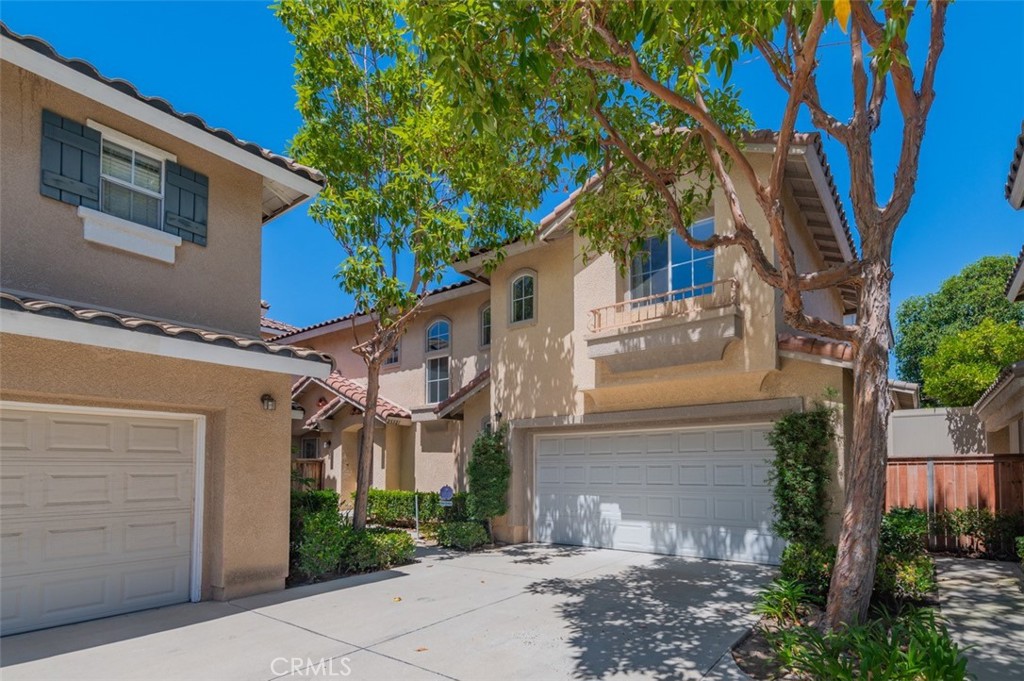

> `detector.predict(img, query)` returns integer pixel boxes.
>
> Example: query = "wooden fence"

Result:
[291,458,325,491]
[886,455,1024,550]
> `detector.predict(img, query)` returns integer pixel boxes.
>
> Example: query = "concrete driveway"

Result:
[1,545,772,681]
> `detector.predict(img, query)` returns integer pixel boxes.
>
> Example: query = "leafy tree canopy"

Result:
[921,318,1024,407]
[895,255,1024,387]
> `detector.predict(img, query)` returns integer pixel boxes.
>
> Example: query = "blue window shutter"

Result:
[40,110,100,209]
[164,161,209,246]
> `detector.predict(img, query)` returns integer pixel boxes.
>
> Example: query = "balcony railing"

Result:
[588,279,739,334]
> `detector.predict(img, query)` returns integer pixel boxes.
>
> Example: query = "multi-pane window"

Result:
[480,304,491,347]
[510,274,535,323]
[425,319,450,404]
[100,139,163,229]
[383,342,400,367]
[629,218,715,303]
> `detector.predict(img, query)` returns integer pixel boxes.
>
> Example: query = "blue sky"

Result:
[3,1,1022,331]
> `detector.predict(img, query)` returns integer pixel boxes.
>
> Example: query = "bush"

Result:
[290,489,341,568]
[780,542,836,600]
[296,508,348,578]
[766,406,835,546]
[436,521,489,551]
[467,423,511,533]
[339,527,416,573]
[880,507,930,557]
[933,507,1024,558]
[364,489,469,526]
[875,553,936,604]
[1017,536,1024,565]
[769,607,969,680]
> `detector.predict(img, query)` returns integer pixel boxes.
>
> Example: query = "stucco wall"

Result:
[888,408,987,457]
[0,62,264,336]
[0,333,294,600]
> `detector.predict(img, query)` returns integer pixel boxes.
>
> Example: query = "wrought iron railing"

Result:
[587,278,739,333]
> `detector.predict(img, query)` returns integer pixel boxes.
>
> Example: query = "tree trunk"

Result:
[823,257,892,629]
[352,360,382,532]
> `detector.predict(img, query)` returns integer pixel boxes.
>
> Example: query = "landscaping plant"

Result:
[436,521,489,551]
[466,422,511,540]
[754,579,817,627]
[933,507,1024,558]
[879,507,930,557]
[780,542,837,601]
[364,489,469,527]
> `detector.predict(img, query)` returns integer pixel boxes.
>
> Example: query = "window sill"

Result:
[78,206,181,264]
[507,318,537,331]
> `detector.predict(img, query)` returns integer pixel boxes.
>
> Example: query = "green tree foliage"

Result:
[276,0,544,530]
[895,255,1024,387]
[921,319,1024,407]
[766,406,835,546]
[466,423,511,537]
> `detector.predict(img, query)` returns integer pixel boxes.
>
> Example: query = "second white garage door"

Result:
[533,424,783,564]
[1,404,198,635]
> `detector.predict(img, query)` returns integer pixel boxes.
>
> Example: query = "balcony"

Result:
[585,279,742,373]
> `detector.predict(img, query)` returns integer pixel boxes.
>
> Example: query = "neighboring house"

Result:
[0,25,332,636]
[279,130,865,565]
[260,300,298,340]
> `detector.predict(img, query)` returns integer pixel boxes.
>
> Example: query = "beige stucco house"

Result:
[275,130,863,565]
[0,25,333,635]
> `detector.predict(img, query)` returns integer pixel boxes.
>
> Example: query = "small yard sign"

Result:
[439,485,454,507]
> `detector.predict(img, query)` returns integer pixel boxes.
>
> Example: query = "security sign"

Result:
[439,485,454,507]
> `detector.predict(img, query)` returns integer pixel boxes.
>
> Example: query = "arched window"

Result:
[479,304,491,347]
[425,319,451,403]
[510,273,535,324]
[629,218,715,303]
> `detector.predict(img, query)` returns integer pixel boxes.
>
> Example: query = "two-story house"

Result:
[0,25,332,635]
[276,131,860,565]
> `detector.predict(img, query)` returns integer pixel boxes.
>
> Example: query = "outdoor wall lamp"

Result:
[261,394,277,411]
[323,440,332,449]
[494,410,502,422]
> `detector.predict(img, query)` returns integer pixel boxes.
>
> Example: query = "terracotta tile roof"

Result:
[975,360,1023,412]
[0,23,324,189]
[1,291,334,366]
[777,332,853,364]
[1006,121,1024,205]
[261,316,298,334]
[272,279,479,341]
[294,370,410,429]
[434,368,491,417]
[1006,245,1024,302]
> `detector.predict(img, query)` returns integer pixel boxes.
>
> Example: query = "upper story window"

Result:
[383,341,400,367]
[480,304,491,347]
[425,319,451,404]
[629,218,715,304]
[510,272,535,324]
[101,140,164,229]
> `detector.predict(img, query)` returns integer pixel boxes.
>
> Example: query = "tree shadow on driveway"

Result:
[526,555,774,680]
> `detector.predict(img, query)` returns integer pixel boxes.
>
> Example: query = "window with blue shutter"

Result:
[40,110,209,248]
[40,110,101,209]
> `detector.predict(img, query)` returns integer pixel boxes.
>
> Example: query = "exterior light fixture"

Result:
[261,394,276,411]
[494,410,502,422]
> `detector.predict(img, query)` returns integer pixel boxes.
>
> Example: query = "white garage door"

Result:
[534,424,783,564]
[1,404,198,635]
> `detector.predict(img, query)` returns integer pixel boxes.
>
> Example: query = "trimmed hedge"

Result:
[364,489,469,526]
[881,507,930,557]
[295,512,415,579]
[436,521,489,551]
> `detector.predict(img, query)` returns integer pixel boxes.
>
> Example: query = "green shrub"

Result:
[780,542,836,600]
[296,508,347,578]
[467,423,511,535]
[1016,536,1024,565]
[364,489,468,526]
[338,527,416,573]
[875,553,936,604]
[933,507,1024,558]
[436,521,489,551]
[880,507,930,557]
[769,607,969,680]
[754,579,815,626]
[290,489,341,568]
[766,406,835,546]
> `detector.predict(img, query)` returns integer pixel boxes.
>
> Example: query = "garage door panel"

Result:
[534,424,783,565]
[0,405,195,635]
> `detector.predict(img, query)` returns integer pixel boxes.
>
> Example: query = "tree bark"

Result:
[823,254,892,628]
[352,359,382,531]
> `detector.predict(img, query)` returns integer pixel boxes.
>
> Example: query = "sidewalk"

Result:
[935,557,1024,681]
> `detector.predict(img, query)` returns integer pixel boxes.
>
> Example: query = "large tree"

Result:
[922,319,1024,407]
[277,0,545,530]
[409,0,950,627]
[895,254,1024,390]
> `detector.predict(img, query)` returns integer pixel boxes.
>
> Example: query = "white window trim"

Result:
[87,119,177,164]
[479,303,492,348]
[424,317,452,404]
[0,401,206,603]
[628,218,715,302]
[91,120,171,234]
[509,270,537,326]
[79,205,182,264]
